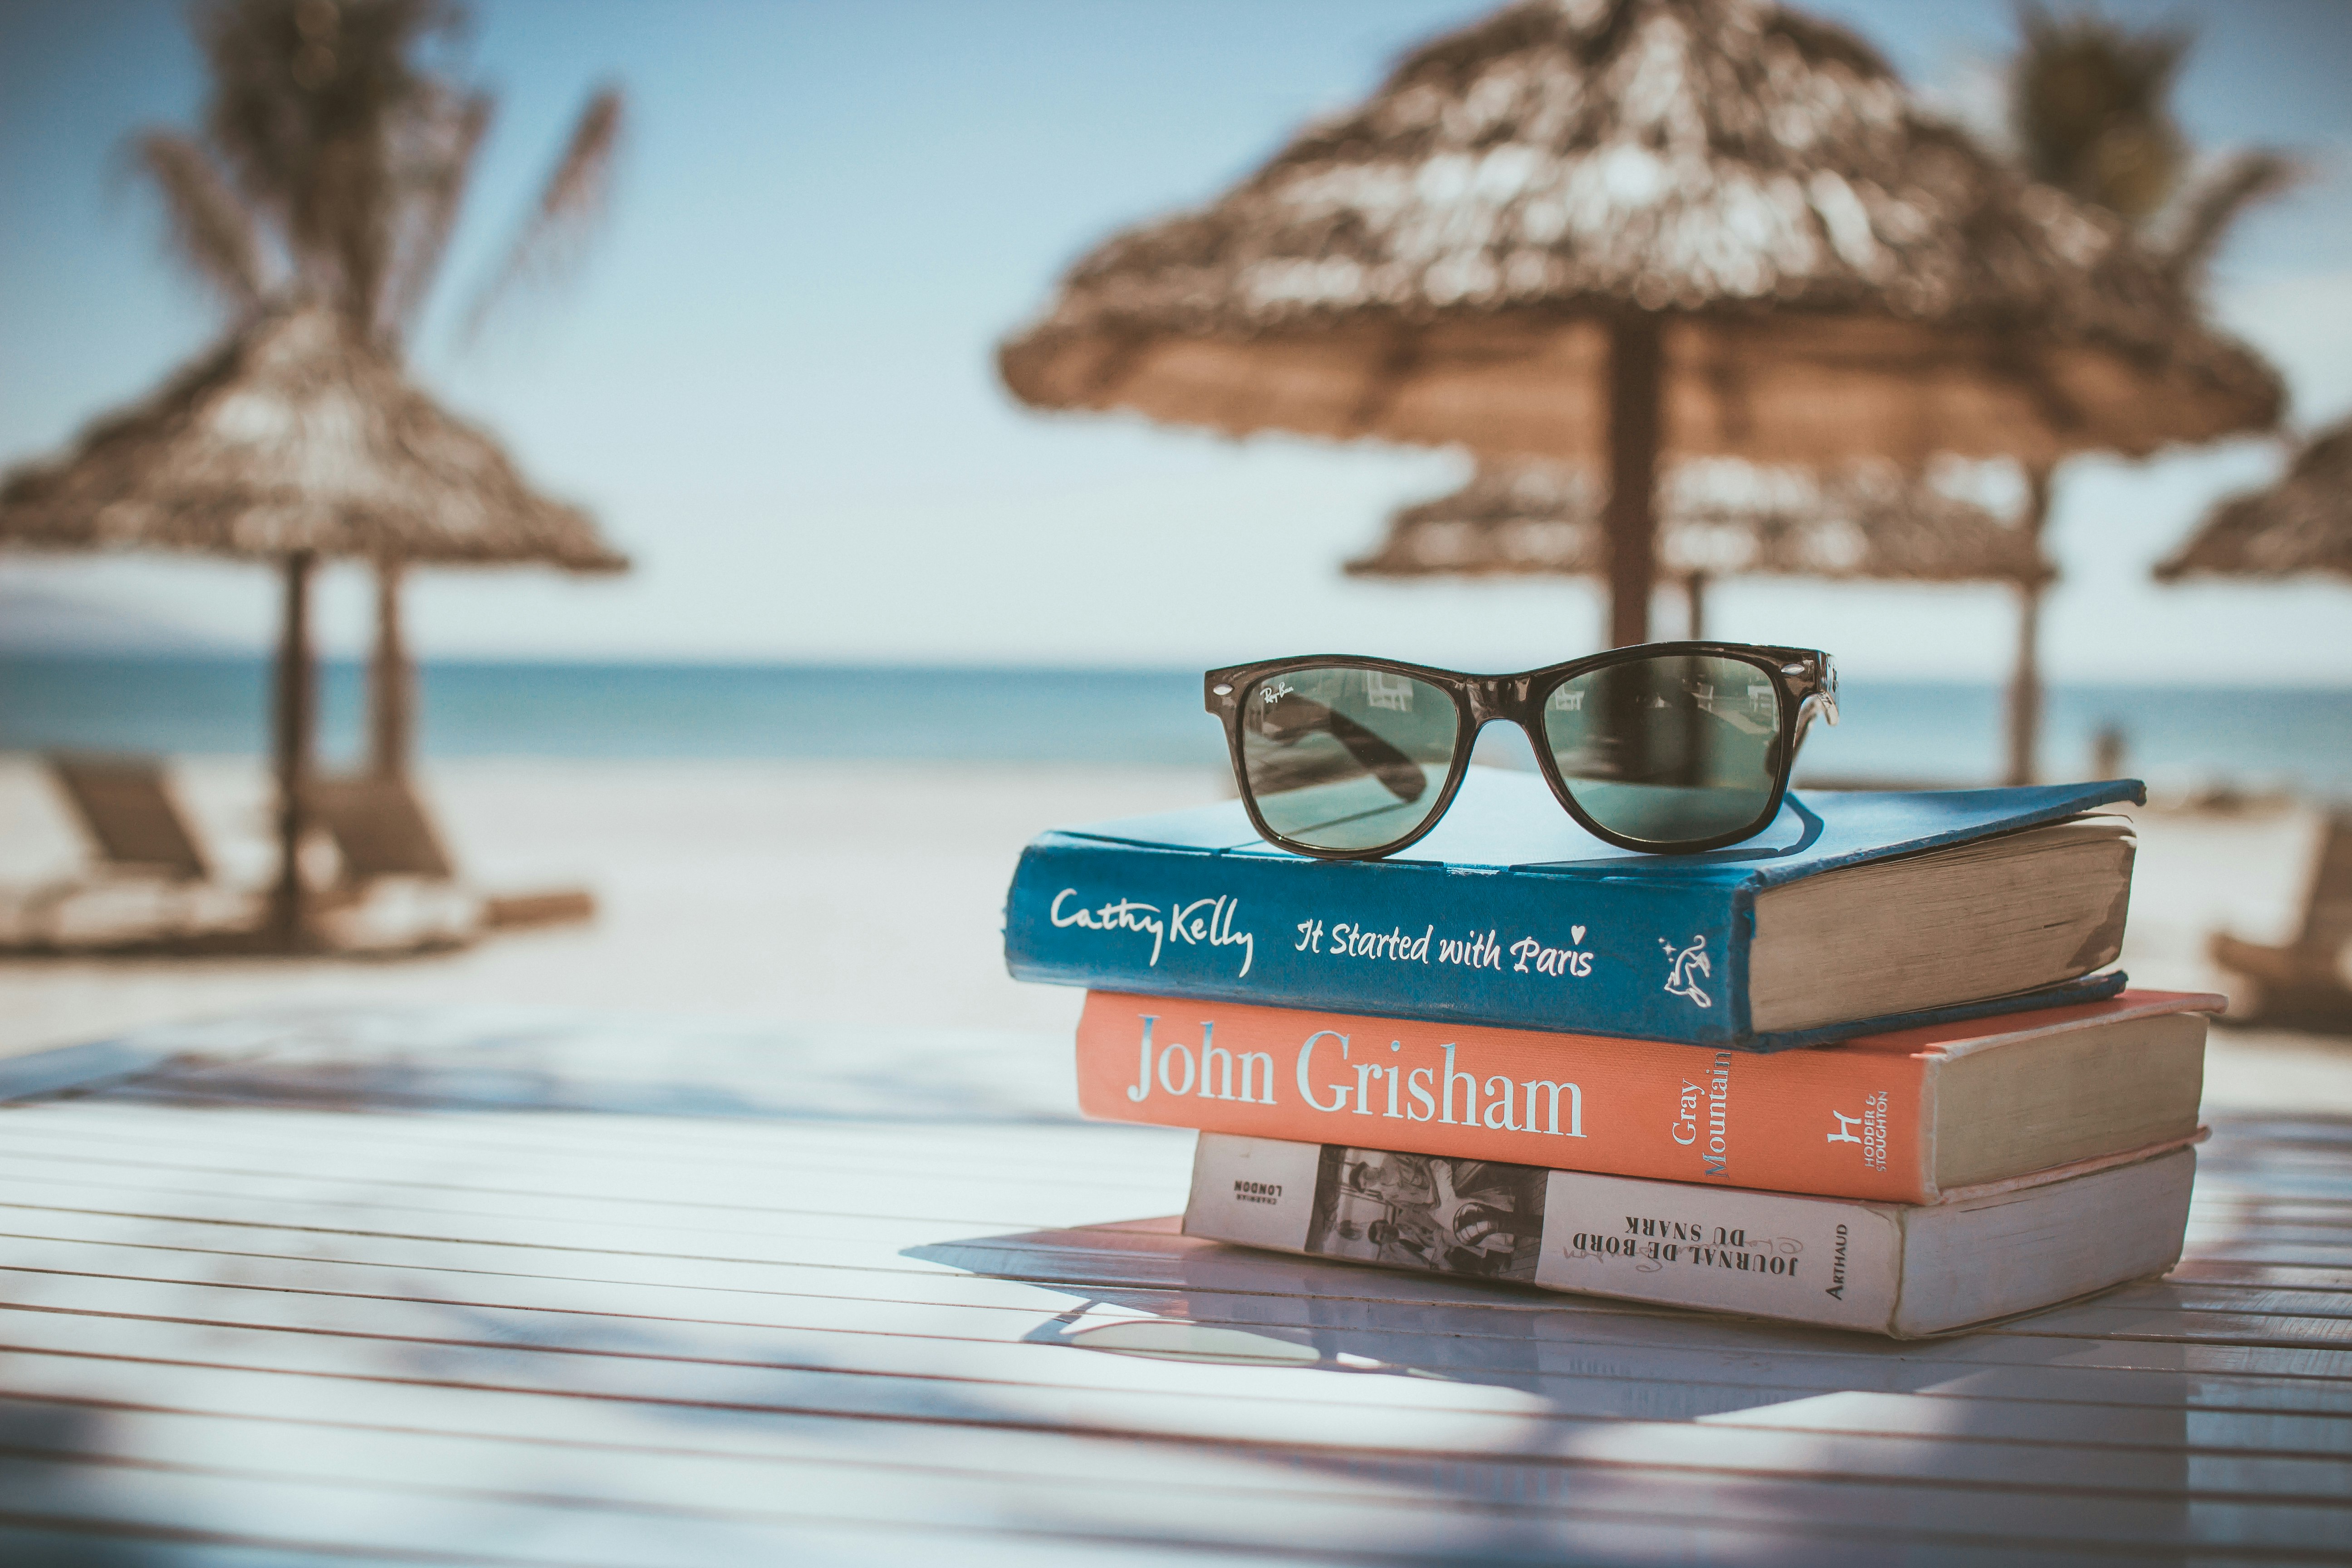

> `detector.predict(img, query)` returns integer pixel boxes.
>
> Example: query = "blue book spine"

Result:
[1002,834,2123,1052]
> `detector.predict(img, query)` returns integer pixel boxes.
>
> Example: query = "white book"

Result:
[1185,1131,2198,1337]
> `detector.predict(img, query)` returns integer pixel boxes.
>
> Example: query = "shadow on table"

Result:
[4,1005,1086,1124]
[898,1222,2220,1561]
[905,1215,2222,1561]
[902,1119,2352,1563]
[0,1400,178,1568]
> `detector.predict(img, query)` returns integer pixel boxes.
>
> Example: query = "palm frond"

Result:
[459,84,624,345]
[194,0,462,327]
[132,130,273,311]
[2008,3,2190,222]
[2160,150,2298,284]
[379,89,492,341]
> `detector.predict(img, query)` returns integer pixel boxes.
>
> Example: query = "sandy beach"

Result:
[2,752,2346,1110]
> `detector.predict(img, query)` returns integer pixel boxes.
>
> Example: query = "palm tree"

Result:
[2000,4,2288,784]
[135,0,622,777]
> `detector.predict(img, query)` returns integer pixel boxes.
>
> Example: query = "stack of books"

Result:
[1004,767,2215,1337]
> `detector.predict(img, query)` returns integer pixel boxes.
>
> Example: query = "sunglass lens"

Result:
[1540,655,1784,847]
[1241,666,1460,853]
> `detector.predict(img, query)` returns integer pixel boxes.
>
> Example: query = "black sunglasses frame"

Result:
[1203,641,1838,860]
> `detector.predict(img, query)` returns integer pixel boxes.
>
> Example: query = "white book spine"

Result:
[1185,1132,2192,1337]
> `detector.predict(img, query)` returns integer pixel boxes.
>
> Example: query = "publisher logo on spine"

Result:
[1659,934,1710,1008]
[1825,1091,1890,1172]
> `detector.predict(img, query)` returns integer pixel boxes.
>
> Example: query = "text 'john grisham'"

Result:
[1047,888,1599,983]
[1123,1014,1591,1141]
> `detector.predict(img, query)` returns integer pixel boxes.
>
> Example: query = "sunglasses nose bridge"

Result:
[1461,677,1532,728]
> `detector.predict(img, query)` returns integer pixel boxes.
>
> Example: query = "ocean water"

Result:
[4,654,2348,798]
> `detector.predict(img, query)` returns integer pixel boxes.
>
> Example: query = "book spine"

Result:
[1006,833,1751,1047]
[1186,1132,1904,1334]
[1090,991,1936,1201]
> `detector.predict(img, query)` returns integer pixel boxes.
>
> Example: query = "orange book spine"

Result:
[1076,988,2207,1202]
[1081,990,1931,1200]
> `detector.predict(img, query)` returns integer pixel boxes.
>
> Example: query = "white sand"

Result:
[1,754,2345,1109]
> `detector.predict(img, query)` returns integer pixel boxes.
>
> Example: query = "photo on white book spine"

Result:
[1304,1146,1548,1283]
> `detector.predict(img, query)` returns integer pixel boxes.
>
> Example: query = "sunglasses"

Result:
[1204,642,1838,859]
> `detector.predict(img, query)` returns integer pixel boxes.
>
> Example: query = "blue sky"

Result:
[3,0,2349,680]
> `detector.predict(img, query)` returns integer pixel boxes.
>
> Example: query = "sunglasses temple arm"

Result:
[1779,790,1828,854]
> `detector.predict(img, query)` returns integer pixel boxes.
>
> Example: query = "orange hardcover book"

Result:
[1076,988,2218,1203]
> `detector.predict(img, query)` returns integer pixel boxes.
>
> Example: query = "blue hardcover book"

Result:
[1004,769,2141,1052]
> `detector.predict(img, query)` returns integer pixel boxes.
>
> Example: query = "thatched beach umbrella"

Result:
[0,302,627,950]
[1347,458,2051,635]
[2156,419,2352,583]
[999,0,2280,647]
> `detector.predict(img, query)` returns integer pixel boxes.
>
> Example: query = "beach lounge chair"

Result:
[12,755,239,942]
[309,774,596,934]
[2210,812,2352,1030]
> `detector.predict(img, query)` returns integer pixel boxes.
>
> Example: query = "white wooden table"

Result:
[0,1009,2344,1565]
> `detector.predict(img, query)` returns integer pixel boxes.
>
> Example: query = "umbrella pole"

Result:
[1603,317,1663,647]
[2004,464,2055,787]
[268,550,318,951]
[369,559,413,779]
[1684,572,1706,641]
